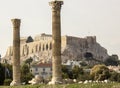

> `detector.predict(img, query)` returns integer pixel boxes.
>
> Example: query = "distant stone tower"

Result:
[10,19,21,86]
[49,0,63,84]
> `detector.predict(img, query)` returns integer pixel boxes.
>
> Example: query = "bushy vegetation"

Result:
[90,64,120,82]
[0,62,34,85]
[62,64,120,82]
[0,63,12,85]
[90,64,110,81]
[3,79,12,86]
[1,58,120,86]
[21,64,34,84]
[109,71,120,82]
[105,54,120,66]
[0,63,5,85]
[61,65,86,80]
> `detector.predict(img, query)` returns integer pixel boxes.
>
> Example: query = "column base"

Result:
[10,80,21,86]
[48,77,63,85]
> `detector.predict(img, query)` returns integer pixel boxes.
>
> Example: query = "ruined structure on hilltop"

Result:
[3,33,108,64]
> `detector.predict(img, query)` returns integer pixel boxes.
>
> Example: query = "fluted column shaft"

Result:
[11,19,21,86]
[49,1,63,84]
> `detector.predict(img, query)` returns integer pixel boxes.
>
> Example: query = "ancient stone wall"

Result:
[3,33,109,64]
[65,36,96,48]
[34,33,52,41]
[20,40,52,57]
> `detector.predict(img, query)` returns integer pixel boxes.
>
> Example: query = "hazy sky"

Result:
[0,0,120,58]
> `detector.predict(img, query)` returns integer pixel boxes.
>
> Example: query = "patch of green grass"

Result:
[0,83,120,88]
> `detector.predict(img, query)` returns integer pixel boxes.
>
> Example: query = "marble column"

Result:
[0,54,1,63]
[10,19,21,86]
[49,1,63,84]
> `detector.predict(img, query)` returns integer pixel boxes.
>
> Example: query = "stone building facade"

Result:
[30,63,52,79]
[3,33,108,64]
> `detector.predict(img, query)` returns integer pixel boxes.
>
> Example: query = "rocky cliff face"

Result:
[2,33,109,64]
[61,36,108,63]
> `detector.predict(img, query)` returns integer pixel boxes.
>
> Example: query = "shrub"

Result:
[4,79,12,86]
[21,64,34,84]
[90,64,110,81]
[0,63,5,85]
[109,71,120,82]
[72,65,84,79]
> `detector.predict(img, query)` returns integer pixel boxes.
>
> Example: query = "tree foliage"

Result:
[72,65,84,79]
[21,64,34,84]
[0,63,5,85]
[78,72,91,81]
[90,64,110,81]
[0,63,12,85]
[25,57,33,66]
[26,36,34,43]
[61,65,69,79]
[4,79,12,86]
[109,71,120,82]
[4,64,12,79]
[61,65,85,79]
[105,55,119,66]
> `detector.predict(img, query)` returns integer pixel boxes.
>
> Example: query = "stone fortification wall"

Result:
[6,38,52,57]
[3,33,109,64]
[66,36,96,47]
[61,35,108,62]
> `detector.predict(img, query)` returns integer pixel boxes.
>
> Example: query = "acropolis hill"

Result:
[3,33,109,64]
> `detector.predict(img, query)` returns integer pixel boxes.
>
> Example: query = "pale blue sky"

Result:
[0,0,120,58]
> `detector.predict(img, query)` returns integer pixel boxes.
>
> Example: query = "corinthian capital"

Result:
[49,1,63,11]
[11,19,21,28]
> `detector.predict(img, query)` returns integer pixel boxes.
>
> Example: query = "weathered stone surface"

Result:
[3,34,108,64]
[10,19,21,86]
[28,75,43,85]
[49,0,63,84]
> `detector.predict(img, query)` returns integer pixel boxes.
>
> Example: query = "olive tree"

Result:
[90,64,110,81]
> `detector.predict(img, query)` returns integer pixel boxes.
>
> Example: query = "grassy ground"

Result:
[0,83,120,88]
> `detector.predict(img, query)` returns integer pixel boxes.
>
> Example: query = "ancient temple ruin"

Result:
[10,19,21,86]
[49,0,63,84]
[4,34,108,64]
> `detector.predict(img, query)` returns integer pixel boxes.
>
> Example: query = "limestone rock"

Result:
[2,33,109,64]
[28,75,43,85]
[10,80,21,86]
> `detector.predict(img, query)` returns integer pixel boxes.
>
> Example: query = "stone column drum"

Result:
[10,19,21,86]
[49,1,63,84]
